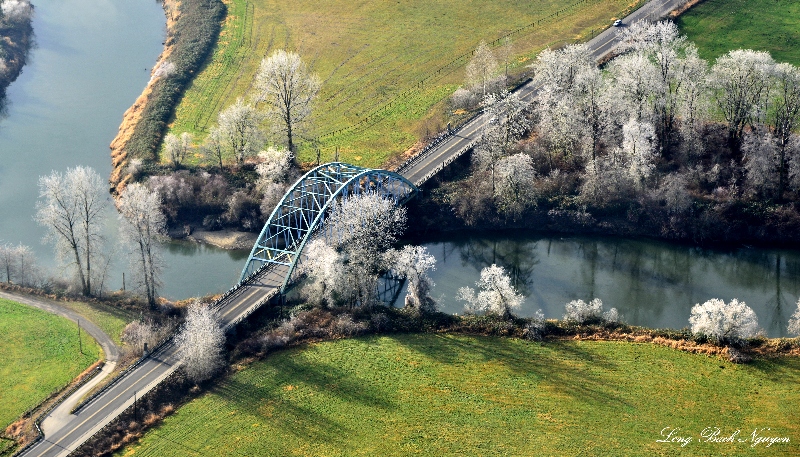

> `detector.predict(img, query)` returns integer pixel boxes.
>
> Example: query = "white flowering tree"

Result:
[164,132,193,168]
[118,183,167,307]
[563,298,619,324]
[495,153,537,220]
[215,98,265,165]
[253,50,320,153]
[391,245,437,313]
[457,264,524,319]
[176,302,225,382]
[689,298,760,344]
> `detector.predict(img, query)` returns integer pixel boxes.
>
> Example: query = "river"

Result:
[0,0,244,299]
[0,0,797,336]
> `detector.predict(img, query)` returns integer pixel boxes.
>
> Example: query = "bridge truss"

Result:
[239,162,419,293]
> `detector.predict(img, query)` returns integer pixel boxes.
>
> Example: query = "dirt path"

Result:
[0,290,120,435]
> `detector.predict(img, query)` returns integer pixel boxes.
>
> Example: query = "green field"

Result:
[676,0,800,65]
[119,334,799,456]
[0,298,101,428]
[167,0,642,167]
[56,300,137,346]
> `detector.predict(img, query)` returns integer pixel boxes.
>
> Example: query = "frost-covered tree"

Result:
[788,298,800,336]
[391,245,437,312]
[457,264,524,319]
[118,183,166,307]
[689,298,760,344]
[253,50,320,153]
[36,166,107,296]
[1,0,33,24]
[606,52,660,124]
[474,125,507,193]
[203,127,225,168]
[466,41,500,100]
[564,298,602,323]
[215,98,265,165]
[743,129,781,197]
[176,302,225,382]
[484,90,529,145]
[620,118,658,186]
[164,132,192,168]
[495,153,537,220]
[710,50,775,150]
[532,44,593,93]
[299,239,344,306]
[768,63,800,197]
[255,146,293,186]
[324,193,407,307]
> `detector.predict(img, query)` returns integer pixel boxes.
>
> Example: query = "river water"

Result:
[0,0,244,299]
[0,0,798,336]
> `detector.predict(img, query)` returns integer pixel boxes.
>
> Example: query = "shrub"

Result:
[689,298,760,345]
[523,309,546,340]
[564,298,603,324]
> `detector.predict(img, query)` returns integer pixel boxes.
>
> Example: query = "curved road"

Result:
[20,0,687,455]
[0,291,119,436]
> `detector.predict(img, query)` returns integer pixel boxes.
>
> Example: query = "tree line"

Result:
[445,21,800,244]
[0,0,33,101]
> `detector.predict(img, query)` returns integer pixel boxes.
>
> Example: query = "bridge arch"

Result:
[239,162,418,291]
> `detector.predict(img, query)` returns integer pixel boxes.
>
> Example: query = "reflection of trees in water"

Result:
[456,236,539,296]
[707,249,800,337]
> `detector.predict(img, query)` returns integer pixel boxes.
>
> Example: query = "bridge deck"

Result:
[20,1,686,455]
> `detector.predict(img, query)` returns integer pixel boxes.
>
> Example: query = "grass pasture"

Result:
[56,300,137,346]
[120,334,799,456]
[0,298,100,428]
[676,0,800,66]
[168,0,643,167]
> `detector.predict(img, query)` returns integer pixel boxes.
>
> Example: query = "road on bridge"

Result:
[20,1,685,455]
[19,265,287,457]
[398,0,687,186]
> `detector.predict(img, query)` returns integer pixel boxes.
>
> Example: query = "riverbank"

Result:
[109,0,224,196]
[0,0,34,105]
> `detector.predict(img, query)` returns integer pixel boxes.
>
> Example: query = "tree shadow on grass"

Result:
[397,334,634,410]
[212,352,395,445]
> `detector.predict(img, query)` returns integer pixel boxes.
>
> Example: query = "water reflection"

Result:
[410,233,800,337]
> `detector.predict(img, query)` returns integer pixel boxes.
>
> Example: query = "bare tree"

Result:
[36,166,107,296]
[484,90,529,145]
[456,264,524,319]
[788,298,800,336]
[621,118,658,187]
[253,50,320,153]
[0,243,15,284]
[466,41,499,100]
[164,132,193,168]
[203,126,225,168]
[474,125,507,193]
[175,302,225,382]
[710,49,775,151]
[215,98,265,165]
[118,183,167,307]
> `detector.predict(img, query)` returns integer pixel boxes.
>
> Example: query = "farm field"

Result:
[0,298,100,429]
[167,0,643,167]
[119,334,800,456]
[676,0,800,65]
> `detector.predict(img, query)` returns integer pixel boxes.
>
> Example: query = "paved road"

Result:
[19,1,689,455]
[0,291,120,435]
[398,0,687,185]
[19,265,286,457]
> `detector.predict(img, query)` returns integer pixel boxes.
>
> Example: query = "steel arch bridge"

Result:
[239,162,419,292]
